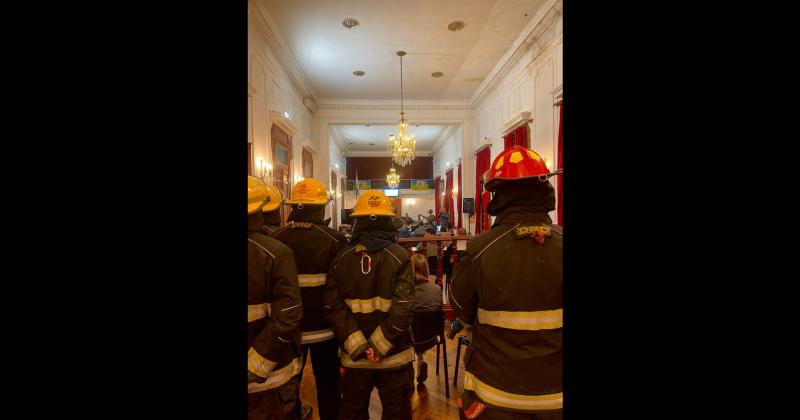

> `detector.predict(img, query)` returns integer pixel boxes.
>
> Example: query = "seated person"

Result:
[412,224,428,237]
[411,254,442,383]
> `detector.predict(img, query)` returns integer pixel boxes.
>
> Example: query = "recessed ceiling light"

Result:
[353,70,365,77]
[447,21,465,31]
[349,142,354,145]
[365,124,370,127]
[431,72,444,78]
[342,18,360,29]
[369,143,375,146]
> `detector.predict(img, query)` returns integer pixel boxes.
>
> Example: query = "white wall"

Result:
[472,0,562,223]
[248,0,314,189]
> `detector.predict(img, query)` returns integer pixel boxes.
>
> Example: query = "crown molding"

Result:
[250,0,319,102]
[469,0,562,108]
[317,99,472,111]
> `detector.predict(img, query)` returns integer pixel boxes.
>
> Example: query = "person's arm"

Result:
[249,251,303,381]
[324,255,370,362]
[449,250,478,326]
[368,256,415,358]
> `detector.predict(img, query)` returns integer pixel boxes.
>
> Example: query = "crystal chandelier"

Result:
[386,167,400,189]
[389,51,416,167]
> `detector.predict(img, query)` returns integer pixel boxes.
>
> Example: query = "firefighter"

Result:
[261,183,284,236]
[450,146,563,420]
[272,178,347,420]
[247,176,304,420]
[325,190,415,420]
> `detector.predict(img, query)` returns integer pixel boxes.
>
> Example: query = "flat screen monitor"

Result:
[384,188,399,197]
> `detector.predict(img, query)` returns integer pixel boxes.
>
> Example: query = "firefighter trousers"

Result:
[459,390,562,420]
[297,338,340,420]
[248,376,299,420]
[338,363,414,420]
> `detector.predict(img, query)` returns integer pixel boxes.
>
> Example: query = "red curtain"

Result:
[474,147,491,233]
[456,161,463,230]
[515,125,528,148]
[503,125,529,150]
[445,169,454,232]
[557,102,563,226]
[434,176,441,223]
[503,133,514,149]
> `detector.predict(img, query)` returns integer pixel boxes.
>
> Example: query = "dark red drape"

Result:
[503,133,514,149]
[445,169,454,232]
[557,102,563,226]
[434,176,441,223]
[515,125,528,148]
[474,147,491,233]
[456,161,463,230]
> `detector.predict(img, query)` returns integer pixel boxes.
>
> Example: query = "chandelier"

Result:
[389,51,416,167]
[386,167,400,189]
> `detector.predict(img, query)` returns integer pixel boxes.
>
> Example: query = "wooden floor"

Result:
[299,333,466,419]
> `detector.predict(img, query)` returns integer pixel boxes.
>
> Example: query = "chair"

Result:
[411,310,449,398]
[453,334,471,387]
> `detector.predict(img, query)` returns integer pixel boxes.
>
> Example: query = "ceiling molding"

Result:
[469,0,562,108]
[250,0,319,102]
[317,99,472,111]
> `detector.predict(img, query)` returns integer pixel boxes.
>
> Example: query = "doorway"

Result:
[271,124,292,224]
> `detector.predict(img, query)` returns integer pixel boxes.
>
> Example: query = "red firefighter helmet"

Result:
[483,145,560,191]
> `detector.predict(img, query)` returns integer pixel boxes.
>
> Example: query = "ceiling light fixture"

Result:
[342,17,360,29]
[447,20,465,31]
[353,70,365,77]
[386,167,400,189]
[388,51,416,167]
[431,72,444,78]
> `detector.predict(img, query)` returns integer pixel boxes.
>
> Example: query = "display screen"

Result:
[384,188,399,197]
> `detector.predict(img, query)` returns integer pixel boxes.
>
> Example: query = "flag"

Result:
[355,169,360,198]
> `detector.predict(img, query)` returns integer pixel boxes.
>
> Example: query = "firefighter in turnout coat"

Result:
[325,190,416,420]
[248,176,303,420]
[450,146,563,420]
[272,178,347,420]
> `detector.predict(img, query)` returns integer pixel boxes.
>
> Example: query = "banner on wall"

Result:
[357,179,372,191]
[410,179,431,191]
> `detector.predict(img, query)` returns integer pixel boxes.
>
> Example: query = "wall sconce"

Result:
[283,111,290,120]
[257,157,273,181]
[544,158,553,170]
[335,163,340,169]
[452,187,458,195]
[446,162,451,166]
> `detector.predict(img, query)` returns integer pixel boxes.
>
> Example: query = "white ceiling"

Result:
[331,124,453,152]
[259,0,545,100]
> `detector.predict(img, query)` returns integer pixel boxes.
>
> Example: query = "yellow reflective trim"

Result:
[345,297,392,314]
[344,330,368,355]
[369,325,393,356]
[495,156,505,169]
[247,347,277,378]
[248,357,302,393]
[477,308,562,331]
[509,151,524,164]
[340,346,414,370]
[301,329,335,344]
[248,303,271,322]
[298,274,327,288]
[463,371,562,411]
